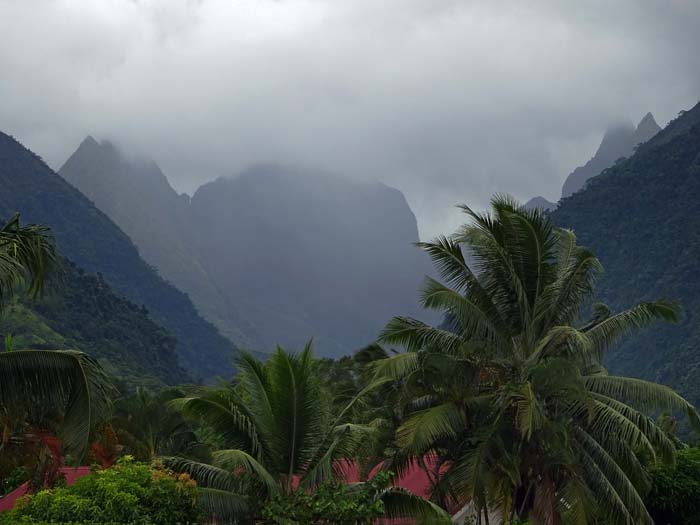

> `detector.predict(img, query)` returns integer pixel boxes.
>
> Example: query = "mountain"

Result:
[560,113,661,198]
[0,131,237,381]
[551,101,700,404]
[189,165,433,356]
[59,137,261,349]
[523,196,556,211]
[60,143,432,357]
[0,259,188,389]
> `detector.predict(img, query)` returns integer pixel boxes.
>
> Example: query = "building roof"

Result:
[0,466,91,512]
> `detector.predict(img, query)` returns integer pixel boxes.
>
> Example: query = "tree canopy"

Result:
[376,195,700,524]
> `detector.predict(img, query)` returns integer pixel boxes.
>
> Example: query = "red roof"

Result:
[0,466,91,512]
[338,457,445,524]
[339,456,441,499]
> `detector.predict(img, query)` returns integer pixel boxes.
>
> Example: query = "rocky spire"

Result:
[634,112,661,142]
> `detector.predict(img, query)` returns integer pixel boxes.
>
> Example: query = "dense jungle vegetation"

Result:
[3,197,700,524]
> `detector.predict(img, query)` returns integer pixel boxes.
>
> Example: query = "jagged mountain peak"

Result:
[634,112,661,141]
[524,196,556,211]
[561,112,659,199]
[79,135,99,149]
[62,136,173,193]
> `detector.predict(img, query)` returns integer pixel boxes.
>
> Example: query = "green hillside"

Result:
[0,259,189,389]
[552,101,700,404]
[0,131,238,381]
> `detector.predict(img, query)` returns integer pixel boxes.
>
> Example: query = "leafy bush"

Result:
[645,447,700,525]
[1,457,200,524]
[0,466,27,496]
[261,472,391,525]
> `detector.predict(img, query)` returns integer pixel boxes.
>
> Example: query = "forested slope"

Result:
[552,101,700,403]
[0,259,189,389]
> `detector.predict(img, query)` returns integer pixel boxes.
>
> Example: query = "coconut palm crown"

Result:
[376,195,700,525]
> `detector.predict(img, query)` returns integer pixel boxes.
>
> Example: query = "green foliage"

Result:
[1,457,201,525]
[261,471,390,525]
[165,344,448,524]
[0,466,27,496]
[316,345,406,476]
[0,258,189,389]
[112,387,209,461]
[0,213,56,302]
[645,447,700,525]
[0,349,113,463]
[376,196,699,524]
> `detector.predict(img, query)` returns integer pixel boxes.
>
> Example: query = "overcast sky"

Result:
[1,0,699,238]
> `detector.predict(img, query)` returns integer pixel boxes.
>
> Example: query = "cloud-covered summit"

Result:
[1,0,699,237]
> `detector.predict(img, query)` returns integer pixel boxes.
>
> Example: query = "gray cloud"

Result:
[1,0,699,237]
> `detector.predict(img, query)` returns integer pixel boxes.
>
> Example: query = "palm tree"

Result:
[0,214,112,479]
[165,343,448,524]
[112,386,209,461]
[375,195,700,525]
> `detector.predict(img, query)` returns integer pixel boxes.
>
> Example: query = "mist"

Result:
[1,0,699,238]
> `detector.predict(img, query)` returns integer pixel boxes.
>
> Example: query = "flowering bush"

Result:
[1,456,200,524]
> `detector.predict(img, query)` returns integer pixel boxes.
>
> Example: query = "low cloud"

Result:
[1,0,699,237]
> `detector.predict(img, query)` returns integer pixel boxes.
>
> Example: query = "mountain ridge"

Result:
[60,147,432,357]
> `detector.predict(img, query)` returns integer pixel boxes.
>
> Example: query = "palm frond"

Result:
[212,449,278,494]
[267,343,325,480]
[170,391,262,456]
[397,402,465,453]
[420,277,509,351]
[0,213,56,300]
[583,375,700,433]
[574,429,653,524]
[379,316,465,354]
[417,236,508,331]
[534,244,602,328]
[195,488,249,524]
[378,486,451,524]
[590,392,676,462]
[162,457,243,493]
[372,351,420,382]
[584,301,680,356]
[0,349,112,459]
[514,381,544,440]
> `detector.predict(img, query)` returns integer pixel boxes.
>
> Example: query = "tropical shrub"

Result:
[645,447,700,524]
[2,457,200,524]
[0,466,27,496]
[261,471,390,525]
[111,387,209,462]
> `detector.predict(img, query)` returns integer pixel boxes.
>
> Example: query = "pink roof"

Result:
[0,466,91,512]
[339,456,441,499]
[337,456,448,524]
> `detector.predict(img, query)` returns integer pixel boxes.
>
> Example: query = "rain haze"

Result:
[2,0,700,238]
